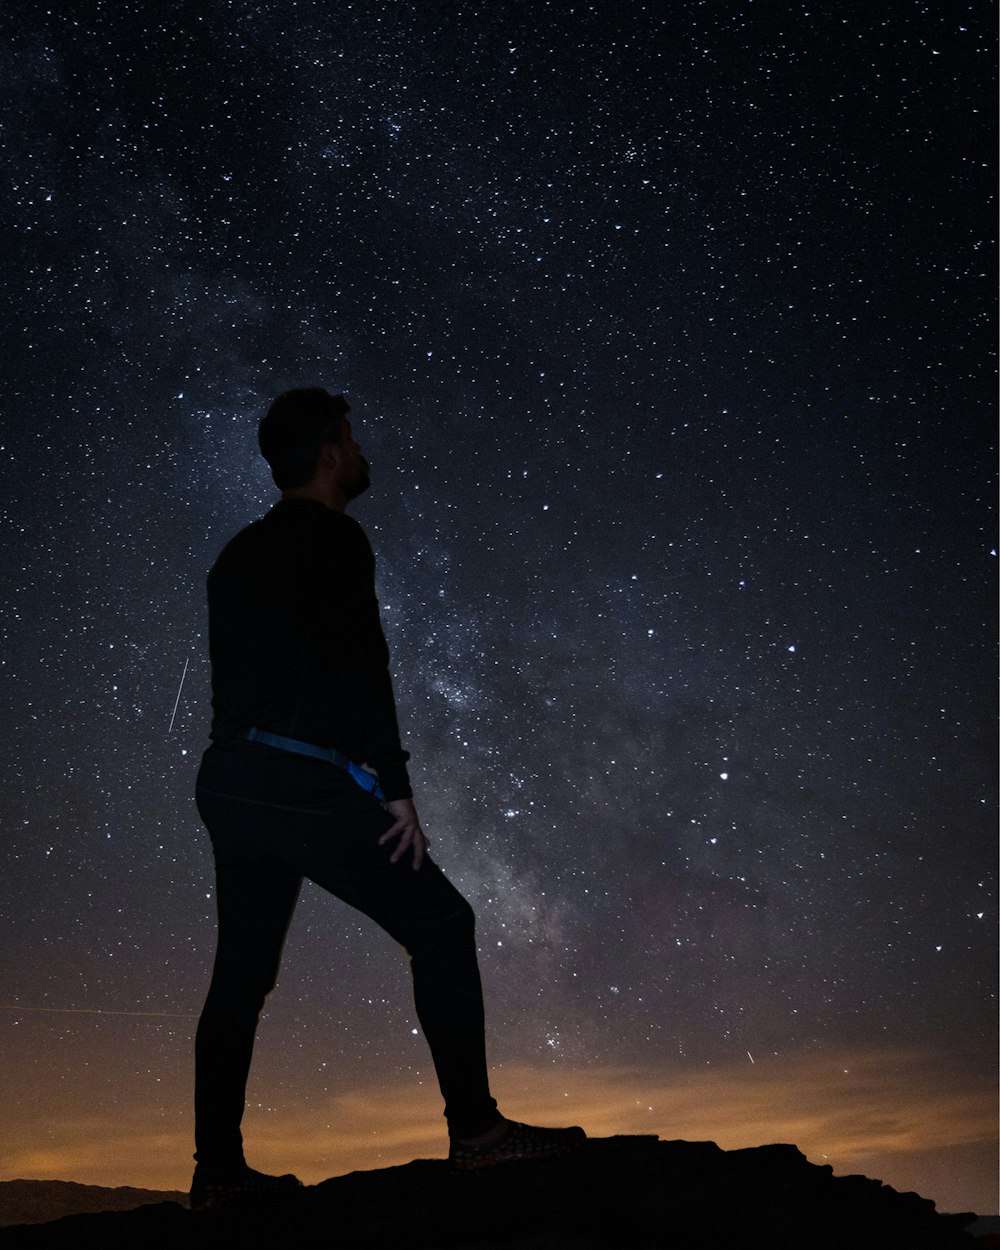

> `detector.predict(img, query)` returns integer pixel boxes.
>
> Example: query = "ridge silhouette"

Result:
[0,1136,981,1248]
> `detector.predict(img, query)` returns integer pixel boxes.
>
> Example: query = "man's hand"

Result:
[378,798,430,871]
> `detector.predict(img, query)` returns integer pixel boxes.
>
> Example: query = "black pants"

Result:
[193,742,499,1167]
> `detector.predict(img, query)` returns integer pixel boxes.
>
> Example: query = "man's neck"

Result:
[280,482,349,512]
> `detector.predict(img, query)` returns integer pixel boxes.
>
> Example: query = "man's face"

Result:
[335,419,371,500]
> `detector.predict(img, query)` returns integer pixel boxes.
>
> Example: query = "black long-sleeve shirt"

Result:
[206,498,412,799]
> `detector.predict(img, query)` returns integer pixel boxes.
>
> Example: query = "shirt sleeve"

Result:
[311,513,413,801]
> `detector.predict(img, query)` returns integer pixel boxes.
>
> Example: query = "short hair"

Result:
[258,388,351,489]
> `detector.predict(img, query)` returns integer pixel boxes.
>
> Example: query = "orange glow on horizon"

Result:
[2,1044,995,1216]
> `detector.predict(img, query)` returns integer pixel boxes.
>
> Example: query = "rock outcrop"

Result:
[0,1137,981,1248]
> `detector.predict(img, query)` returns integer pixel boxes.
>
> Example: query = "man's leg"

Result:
[194,811,301,1170]
[327,852,501,1139]
[304,813,586,1164]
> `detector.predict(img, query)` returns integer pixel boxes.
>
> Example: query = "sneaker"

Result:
[449,1119,586,1172]
[189,1163,302,1212]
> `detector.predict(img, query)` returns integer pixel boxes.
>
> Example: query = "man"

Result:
[191,388,584,1211]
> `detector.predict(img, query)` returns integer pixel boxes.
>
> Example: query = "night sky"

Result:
[2,0,996,1216]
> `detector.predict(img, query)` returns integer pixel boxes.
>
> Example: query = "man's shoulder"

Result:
[210,501,371,577]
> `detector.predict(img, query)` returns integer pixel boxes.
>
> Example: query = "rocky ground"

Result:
[0,1136,985,1248]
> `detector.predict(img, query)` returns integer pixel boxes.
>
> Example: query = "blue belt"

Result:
[245,727,384,799]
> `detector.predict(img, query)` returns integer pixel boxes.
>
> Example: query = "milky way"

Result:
[2,0,995,1212]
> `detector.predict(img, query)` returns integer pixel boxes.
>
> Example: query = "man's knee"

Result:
[407,893,477,958]
[205,952,283,1014]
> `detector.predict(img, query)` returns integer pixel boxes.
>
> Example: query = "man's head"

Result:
[259,388,369,502]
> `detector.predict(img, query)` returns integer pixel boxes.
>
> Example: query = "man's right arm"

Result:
[313,512,413,800]
[379,798,429,870]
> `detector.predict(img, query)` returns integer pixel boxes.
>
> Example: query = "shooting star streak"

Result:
[0,1005,198,1019]
[747,1051,755,1064]
[168,656,190,734]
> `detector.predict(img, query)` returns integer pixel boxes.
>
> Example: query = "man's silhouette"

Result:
[191,388,584,1210]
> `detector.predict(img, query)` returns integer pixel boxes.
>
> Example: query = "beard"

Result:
[342,457,371,500]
